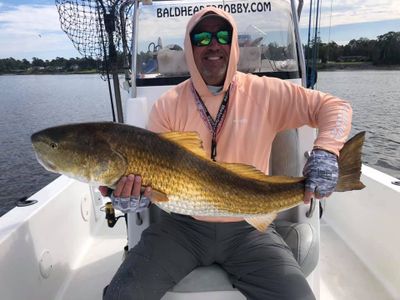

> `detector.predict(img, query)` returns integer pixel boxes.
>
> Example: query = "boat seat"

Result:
[160,222,316,299]
[149,208,317,296]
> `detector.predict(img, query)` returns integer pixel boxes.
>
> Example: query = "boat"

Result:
[1,0,399,299]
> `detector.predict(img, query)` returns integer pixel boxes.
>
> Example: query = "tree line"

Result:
[306,31,400,65]
[1,31,399,74]
[0,56,101,74]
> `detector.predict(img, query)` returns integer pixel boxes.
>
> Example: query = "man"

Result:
[102,7,352,300]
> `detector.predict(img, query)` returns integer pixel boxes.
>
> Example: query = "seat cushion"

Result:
[170,221,318,293]
[170,265,235,292]
[275,220,319,277]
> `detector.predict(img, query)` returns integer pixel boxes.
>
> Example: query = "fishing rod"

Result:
[306,0,322,89]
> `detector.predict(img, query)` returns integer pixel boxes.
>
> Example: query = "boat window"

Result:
[136,0,299,84]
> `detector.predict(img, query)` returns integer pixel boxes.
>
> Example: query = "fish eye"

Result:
[50,142,58,150]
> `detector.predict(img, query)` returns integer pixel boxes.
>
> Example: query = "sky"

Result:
[0,0,399,60]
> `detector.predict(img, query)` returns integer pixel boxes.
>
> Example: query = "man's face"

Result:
[191,17,231,86]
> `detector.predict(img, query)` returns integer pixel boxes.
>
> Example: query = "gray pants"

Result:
[104,211,315,300]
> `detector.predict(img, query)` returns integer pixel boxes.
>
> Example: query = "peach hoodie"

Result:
[148,7,352,222]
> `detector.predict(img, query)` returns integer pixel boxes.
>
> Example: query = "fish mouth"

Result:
[33,151,57,172]
[31,133,58,172]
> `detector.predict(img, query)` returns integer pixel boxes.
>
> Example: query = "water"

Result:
[316,70,400,180]
[0,71,399,216]
[0,75,113,216]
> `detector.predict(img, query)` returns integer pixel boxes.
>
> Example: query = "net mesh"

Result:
[55,0,134,70]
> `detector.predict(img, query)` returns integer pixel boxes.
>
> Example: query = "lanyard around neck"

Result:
[191,83,230,161]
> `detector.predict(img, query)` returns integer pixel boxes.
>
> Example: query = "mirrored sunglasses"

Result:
[191,30,232,47]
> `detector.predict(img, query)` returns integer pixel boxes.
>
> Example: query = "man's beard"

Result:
[201,64,228,85]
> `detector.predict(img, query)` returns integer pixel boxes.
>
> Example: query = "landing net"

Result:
[55,0,134,70]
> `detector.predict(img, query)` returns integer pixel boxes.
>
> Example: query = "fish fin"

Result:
[159,131,208,158]
[219,163,304,184]
[151,189,169,202]
[245,212,277,232]
[336,131,366,192]
[218,163,266,180]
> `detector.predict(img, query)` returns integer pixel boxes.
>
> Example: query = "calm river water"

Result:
[0,71,399,216]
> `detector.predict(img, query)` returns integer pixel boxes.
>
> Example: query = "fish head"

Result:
[31,123,127,187]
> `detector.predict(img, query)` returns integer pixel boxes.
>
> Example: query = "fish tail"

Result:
[335,131,366,192]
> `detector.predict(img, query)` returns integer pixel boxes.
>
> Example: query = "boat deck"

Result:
[319,220,394,300]
[59,219,395,300]
[59,220,127,300]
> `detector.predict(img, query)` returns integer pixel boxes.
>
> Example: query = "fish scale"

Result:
[31,122,365,230]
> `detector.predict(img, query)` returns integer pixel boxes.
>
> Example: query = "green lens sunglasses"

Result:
[191,30,232,47]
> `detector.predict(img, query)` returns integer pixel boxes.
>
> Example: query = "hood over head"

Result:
[184,7,239,96]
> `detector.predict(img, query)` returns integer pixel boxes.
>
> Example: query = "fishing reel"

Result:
[104,202,126,228]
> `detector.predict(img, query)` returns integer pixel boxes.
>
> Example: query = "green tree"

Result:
[32,57,45,67]
[21,59,31,69]
[323,41,342,62]
[374,31,400,64]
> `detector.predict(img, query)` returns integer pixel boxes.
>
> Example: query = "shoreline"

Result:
[317,62,400,71]
[0,70,99,76]
[1,63,400,76]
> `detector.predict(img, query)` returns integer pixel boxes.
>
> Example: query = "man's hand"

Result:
[99,174,152,213]
[303,149,339,204]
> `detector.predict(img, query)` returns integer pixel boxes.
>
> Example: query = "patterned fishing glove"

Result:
[110,193,151,213]
[303,149,339,198]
